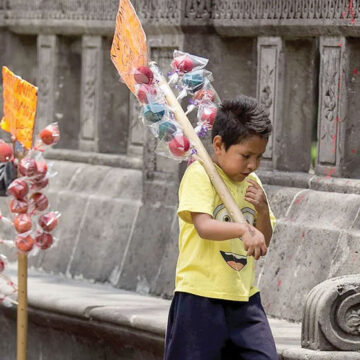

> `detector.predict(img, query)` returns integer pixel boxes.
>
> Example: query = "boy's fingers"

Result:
[247,247,254,257]
[254,247,261,260]
[246,179,259,188]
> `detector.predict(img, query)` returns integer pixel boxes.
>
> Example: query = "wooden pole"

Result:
[11,135,28,360]
[149,62,247,225]
[17,252,27,360]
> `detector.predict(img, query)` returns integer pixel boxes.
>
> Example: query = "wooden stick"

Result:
[17,252,27,360]
[11,136,28,360]
[149,62,247,225]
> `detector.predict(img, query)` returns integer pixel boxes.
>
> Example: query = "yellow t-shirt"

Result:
[175,160,276,302]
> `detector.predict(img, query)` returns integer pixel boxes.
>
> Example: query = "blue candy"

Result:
[143,103,166,123]
[183,70,205,91]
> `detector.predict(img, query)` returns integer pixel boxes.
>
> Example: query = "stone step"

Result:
[1,266,358,359]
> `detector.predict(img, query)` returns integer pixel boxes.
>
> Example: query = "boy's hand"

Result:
[242,223,267,260]
[245,179,268,213]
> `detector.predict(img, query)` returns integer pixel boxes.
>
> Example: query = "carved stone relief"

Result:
[302,274,360,351]
[318,38,344,167]
[257,38,282,161]
[37,35,57,132]
[80,36,102,151]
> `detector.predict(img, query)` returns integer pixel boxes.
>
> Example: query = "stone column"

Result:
[37,35,57,133]
[79,35,103,152]
[316,37,348,178]
[256,37,284,171]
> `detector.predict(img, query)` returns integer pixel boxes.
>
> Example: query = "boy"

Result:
[164,95,278,360]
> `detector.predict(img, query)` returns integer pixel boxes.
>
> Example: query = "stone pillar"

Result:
[79,35,103,152]
[37,35,57,133]
[256,37,284,171]
[316,37,348,178]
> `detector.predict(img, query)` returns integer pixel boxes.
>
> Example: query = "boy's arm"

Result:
[191,212,267,260]
[245,178,274,247]
[254,208,273,247]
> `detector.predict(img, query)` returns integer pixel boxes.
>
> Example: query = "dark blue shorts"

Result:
[164,291,278,360]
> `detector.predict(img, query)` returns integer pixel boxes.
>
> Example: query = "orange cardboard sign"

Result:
[110,0,148,94]
[1,66,37,149]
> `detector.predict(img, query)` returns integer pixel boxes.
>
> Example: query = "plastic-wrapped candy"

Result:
[168,133,191,158]
[39,123,60,146]
[7,178,29,199]
[171,51,208,74]
[29,192,49,213]
[198,102,218,127]
[0,140,13,162]
[34,230,54,250]
[135,83,157,104]
[133,66,154,85]
[9,198,29,214]
[142,102,166,123]
[13,214,32,234]
[33,123,60,150]
[157,120,179,142]
[15,233,35,253]
[18,157,37,177]
[38,211,60,232]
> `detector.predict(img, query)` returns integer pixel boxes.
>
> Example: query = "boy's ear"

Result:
[212,135,224,154]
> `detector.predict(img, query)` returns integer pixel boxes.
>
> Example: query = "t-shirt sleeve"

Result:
[177,162,215,224]
[250,173,276,230]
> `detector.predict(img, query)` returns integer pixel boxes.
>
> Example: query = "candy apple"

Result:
[19,158,37,177]
[7,179,29,199]
[15,234,35,253]
[9,198,28,214]
[40,124,60,145]
[30,193,49,212]
[39,212,58,232]
[0,141,13,162]
[14,214,32,233]
[35,231,53,250]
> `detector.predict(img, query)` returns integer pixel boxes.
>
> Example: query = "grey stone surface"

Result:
[54,35,82,150]
[278,38,317,172]
[117,204,177,294]
[99,37,130,155]
[258,189,360,321]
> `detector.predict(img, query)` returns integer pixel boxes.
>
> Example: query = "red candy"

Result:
[15,234,35,253]
[40,124,60,145]
[136,84,157,104]
[39,212,58,232]
[7,179,29,199]
[14,214,32,233]
[30,193,49,212]
[0,141,13,162]
[31,177,49,190]
[168,135,190,157]
[172,55,194,73]
[33,161,48,180]
[9,198,28,214]
[201,106,217,126]
[194,89,215,102]
[19,158,37,177]
[134,66,154,85]
[35,231,53,250]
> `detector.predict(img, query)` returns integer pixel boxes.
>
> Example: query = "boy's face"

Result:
[212,134,267,182]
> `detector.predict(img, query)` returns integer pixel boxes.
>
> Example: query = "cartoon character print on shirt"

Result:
[213,204,256,272]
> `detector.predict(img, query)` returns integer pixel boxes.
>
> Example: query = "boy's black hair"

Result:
[211,95,272,150]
